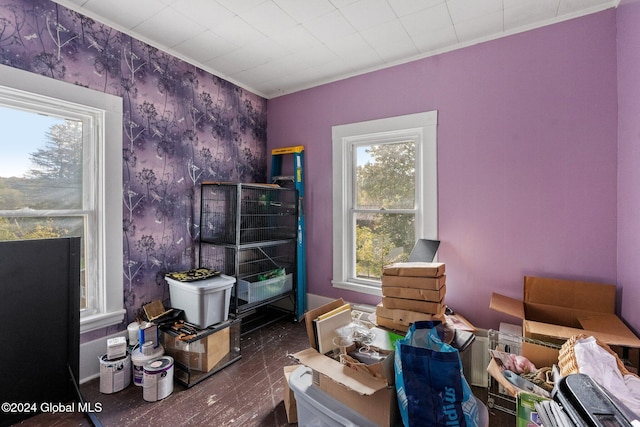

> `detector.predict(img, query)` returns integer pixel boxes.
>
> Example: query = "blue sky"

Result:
[0,105,64,178]
[357,145,373,166]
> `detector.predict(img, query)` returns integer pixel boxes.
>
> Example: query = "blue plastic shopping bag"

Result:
[395,321,479,427]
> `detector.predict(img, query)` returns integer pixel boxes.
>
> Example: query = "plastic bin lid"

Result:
[288,366,378,427]
[165,273,235,294]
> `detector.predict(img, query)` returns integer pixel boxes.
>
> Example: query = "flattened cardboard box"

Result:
[375,316,411,333]
[381,284,446,302]
[382,262,445,278]
[381,274,446,290]
[490,276,640,349]
[382,296,445,314]
[376,303,444,332]
[297,299,399,427]
[304,298,347,352]
[283,365,298,423]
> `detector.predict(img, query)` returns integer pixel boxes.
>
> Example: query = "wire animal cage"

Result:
[487,329,561,416]
[200,183,297,245]
[198,183,298,318]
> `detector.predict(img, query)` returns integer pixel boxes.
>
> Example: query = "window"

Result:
[332,111,438,296]
[0,64,124,333]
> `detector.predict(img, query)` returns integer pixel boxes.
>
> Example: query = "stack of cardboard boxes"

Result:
[376,262,446,332]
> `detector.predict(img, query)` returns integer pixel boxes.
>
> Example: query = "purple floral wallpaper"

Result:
[0,0,267,339]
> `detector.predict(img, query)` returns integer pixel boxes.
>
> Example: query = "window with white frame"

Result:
[332,111,438,296]
[0,64,124,333]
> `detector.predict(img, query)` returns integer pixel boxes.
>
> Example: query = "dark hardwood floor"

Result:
[15,318,515,427]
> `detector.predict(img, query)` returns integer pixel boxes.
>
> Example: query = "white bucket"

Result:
[99,353,131,394]
[143,356,174,402]
[131,343,164,387]
[127,321,141,345]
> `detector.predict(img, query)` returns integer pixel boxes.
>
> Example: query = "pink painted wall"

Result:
[267,10,621,331]
[617,0,640,336]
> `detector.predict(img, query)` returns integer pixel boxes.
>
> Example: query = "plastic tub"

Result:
[237,273,293,303]
[288,366,378,427]
[166,274,235,328]
[289,367,488,427]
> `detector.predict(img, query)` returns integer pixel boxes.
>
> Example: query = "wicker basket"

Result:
[558,334,636,377]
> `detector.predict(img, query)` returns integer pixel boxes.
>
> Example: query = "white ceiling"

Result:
[52,0,619,99]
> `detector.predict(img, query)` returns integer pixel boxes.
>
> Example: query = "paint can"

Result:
[99,353,131,394]
[143,356,174,402]
[131,342,164,387]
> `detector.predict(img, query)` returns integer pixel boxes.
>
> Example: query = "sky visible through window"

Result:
[357,145,372,166]
[0,105,64,178]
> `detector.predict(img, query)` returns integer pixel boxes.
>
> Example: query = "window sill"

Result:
[80,309,126,334]
[331,279,382,297]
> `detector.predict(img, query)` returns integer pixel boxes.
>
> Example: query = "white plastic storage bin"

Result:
[166,274,235,328]
[288,366,377,427]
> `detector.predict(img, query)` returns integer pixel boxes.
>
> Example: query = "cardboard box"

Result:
[383,262,445,277]
[295,299,399,427]
[375,303,444,332]
[288,366,379,426]
[375,317,410,333]
[163,326,230,372]
[490,276,640,349]
[283,365,298,423]
[294,348,397,427]
[381,284,446,302]
[381,274,446,290]
[382,296,444,314]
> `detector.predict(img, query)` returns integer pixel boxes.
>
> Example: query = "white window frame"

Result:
[332,111,438,296]
[0,64,124,333]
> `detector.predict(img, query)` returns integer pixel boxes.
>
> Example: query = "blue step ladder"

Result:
[270,145,307,319]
